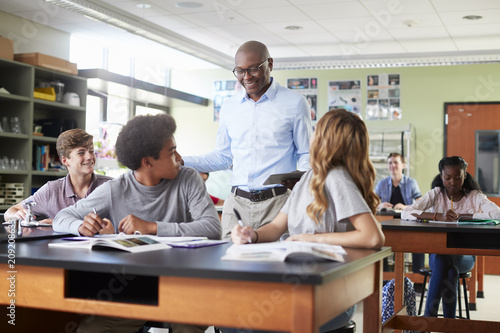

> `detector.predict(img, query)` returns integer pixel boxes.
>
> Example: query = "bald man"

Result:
[183,41,312,239]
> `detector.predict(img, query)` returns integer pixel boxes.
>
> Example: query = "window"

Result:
[476,130,500,196]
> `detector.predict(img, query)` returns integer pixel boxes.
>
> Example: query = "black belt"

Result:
[231,186,287,202]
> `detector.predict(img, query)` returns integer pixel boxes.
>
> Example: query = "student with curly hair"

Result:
[228,108,385,333]
[5,129,112,223]
[53,114,221,333]
[402,156,500,318]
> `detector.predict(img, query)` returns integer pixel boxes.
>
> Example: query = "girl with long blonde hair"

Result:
[228,108,385,333]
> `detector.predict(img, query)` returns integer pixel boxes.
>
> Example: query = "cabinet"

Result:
[0,57,86,211]
[369,125,415,186]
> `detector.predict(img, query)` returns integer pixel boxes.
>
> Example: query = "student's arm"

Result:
[156,169,222,239]
[4,202,26,221]
[471,192,500,219]
[231,212,288,244]
[401,189,437,221]
[294,96,313,171]
[53,184,111,236]
[286,212,385,249]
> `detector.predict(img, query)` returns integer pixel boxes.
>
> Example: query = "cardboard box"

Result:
[0,36,14,60]
[14,52,77,75]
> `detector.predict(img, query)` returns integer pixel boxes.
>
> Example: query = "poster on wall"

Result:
[213,80,241,122]
[327,80,362,116]
[365,74,401,121]
[287,77,318,121]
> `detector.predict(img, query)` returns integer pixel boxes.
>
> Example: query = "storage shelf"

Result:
[0,132,30,140]
[0,57,86,211]
[31,170,67,177]
[0,93,31,103]
[0,170,30,175]
[32,136,58,143]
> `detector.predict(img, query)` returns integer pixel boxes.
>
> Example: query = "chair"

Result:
[417,267,471,319]
[323,320,356,333]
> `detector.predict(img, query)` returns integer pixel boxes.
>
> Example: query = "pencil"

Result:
[451,196,454,211]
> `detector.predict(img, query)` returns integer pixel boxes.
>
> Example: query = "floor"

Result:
[351,273,500,332]
[149,274,500,332]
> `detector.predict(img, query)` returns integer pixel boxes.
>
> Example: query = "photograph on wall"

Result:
[365,74,401,120]
[327,80,361,116]
[213,80,241,122]
[287,77,318,121]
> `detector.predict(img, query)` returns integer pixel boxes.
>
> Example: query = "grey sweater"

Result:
[53,167,222,239]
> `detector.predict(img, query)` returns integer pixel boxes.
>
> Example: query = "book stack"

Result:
[35,144,51,171]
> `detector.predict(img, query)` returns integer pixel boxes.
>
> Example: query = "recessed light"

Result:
[463,15,483,20]
[285,25,303,31]
[175,2,204,9]
[401,20,418,27]
[136,3,151,9]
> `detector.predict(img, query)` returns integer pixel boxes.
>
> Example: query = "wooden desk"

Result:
[381,219,500,332]
[0,238,390,333]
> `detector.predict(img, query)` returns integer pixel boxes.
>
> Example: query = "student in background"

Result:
[402,156,500,318]
[228,109,385,333]
[375,153,421,211]
[199,172,225,206]
[182,40,312,239]
[4,129,112,223]
[53,114,220,333]
[374,152,423,275]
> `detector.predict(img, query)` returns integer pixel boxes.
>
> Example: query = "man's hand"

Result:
[118,214,157,235]
[78,211,106,236]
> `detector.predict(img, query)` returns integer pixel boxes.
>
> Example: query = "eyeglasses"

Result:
[232,58,269,79]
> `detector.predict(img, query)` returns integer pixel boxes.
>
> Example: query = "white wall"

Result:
[0,10,70,60]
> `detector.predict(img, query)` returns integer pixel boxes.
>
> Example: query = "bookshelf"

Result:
[0,57,86,211]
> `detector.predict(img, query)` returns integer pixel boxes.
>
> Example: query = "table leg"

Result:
[477,256,485,298]
[394,252,405,311]
[363,260,383,333]
[469,263,477,310]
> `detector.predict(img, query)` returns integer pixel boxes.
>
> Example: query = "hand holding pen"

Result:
[78,208,108,237]
[231,209,255,244]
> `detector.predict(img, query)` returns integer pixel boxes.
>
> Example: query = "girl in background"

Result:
[402,156,500,318]
[228,108,385,333]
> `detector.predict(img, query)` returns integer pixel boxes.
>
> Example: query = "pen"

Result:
[234,208,251,243]
[233,208,244,227]
[93,208,97,215]
[451,196,454,212]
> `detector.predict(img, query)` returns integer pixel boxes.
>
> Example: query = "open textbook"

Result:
[52,235,228,251]
[49,235,171,253]
[222,241,346,262]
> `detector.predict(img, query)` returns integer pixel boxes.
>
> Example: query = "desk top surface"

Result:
[381,219,500,233]
[0,234,390,285]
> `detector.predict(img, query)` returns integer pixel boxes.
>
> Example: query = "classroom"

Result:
[1,1,500,332]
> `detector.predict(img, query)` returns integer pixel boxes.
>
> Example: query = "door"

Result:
[445,102,500,206]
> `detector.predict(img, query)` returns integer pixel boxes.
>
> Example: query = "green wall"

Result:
[171,63,500,193]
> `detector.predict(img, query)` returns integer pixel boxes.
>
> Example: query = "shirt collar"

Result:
[65,173,96,198]
[239,77,276,103]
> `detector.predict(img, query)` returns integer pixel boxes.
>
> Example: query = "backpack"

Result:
[382,277,416,333]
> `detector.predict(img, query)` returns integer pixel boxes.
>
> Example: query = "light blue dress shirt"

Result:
[183,78,312,191]
[374,174,422,205]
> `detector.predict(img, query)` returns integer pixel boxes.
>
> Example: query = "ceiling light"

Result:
[285,25,303,31]
[175,2,204,9]
[401,20,418,27]
[136,3,151,9]
[44,0,233,69]
[463,15,483,20]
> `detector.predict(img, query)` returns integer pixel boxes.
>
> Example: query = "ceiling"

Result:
[2,0,500,70]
